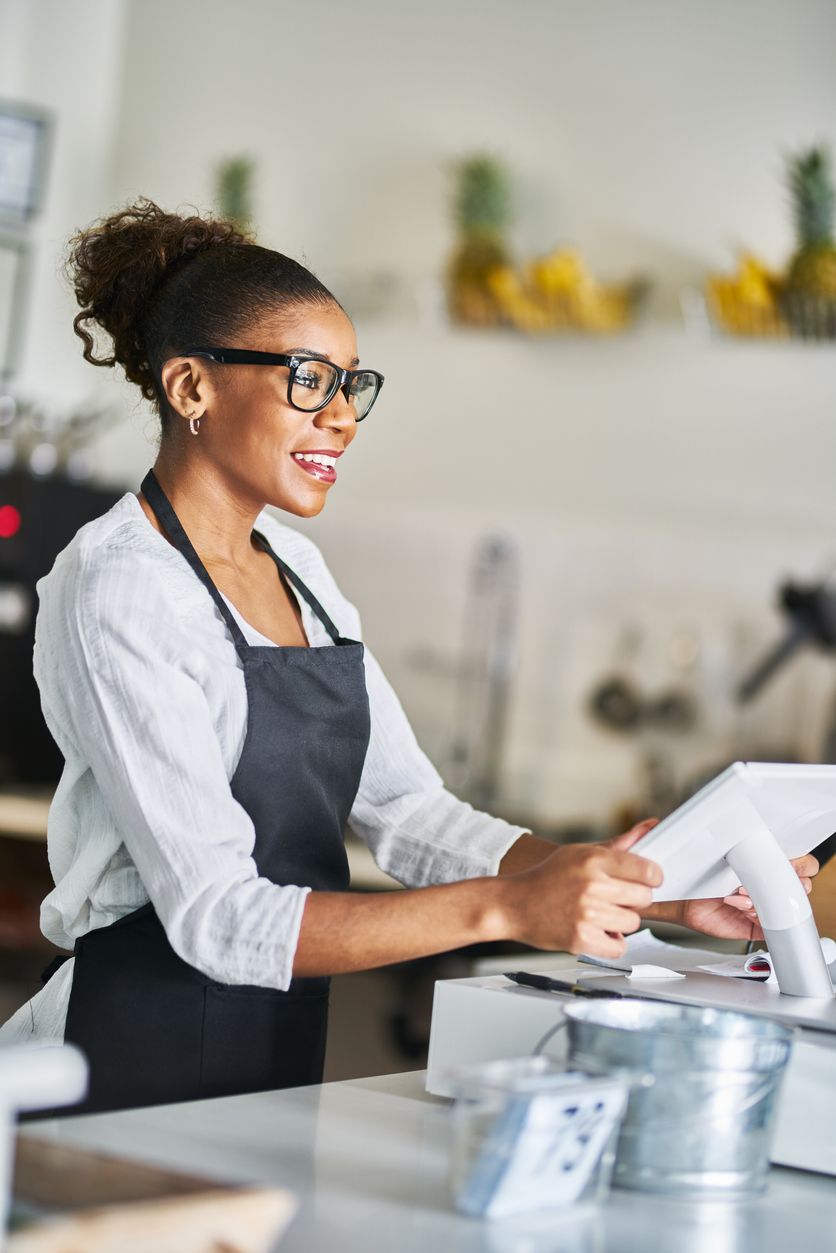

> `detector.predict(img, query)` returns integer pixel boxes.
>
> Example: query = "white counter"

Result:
[22,1070,836,1252]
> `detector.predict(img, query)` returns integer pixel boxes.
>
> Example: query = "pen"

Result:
[504,971,624,999]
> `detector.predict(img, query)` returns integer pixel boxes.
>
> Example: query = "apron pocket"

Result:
[65,908,207,1115]
[199,980,330,1100]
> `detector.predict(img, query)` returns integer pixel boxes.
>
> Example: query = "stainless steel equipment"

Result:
[564,998,793,1197]
[446,534,518,810]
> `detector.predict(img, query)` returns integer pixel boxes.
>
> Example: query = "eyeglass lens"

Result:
[346,372,378,420]
[291,361,378,419]
[291,361,339,412]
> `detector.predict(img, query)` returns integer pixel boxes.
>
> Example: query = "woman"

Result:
[0,201,817,1113]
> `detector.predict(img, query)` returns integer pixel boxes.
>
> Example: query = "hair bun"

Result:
[67,198,249,400]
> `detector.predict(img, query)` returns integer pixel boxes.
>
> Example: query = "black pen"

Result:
[504,970,624,999]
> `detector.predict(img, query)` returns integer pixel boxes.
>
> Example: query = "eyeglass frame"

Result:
[173,348,384,421]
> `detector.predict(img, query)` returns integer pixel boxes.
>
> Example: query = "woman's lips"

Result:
[292,451,339,484]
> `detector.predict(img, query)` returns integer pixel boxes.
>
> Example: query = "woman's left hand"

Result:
[686,855,819,940]
[609,822,820,941]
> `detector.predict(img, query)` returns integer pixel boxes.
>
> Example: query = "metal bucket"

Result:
[563,998,793,1197]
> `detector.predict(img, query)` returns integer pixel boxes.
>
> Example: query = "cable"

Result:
[532,1018,568,1056]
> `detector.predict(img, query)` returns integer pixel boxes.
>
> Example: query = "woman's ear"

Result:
[160,357,207,422]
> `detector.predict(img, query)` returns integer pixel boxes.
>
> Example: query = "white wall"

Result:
[111,0,836,301]
[8,0,836,523]
[312,324,836,533]
[0,0,129,406]
[294,497,836,828]
[97,0,836,531]
[5,0,836,825]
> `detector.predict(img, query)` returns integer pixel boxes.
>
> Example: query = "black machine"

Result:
[738,580,836,704]
[0,471,121,784]
[738,578,836,869]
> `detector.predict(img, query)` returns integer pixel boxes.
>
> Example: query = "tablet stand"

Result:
[711,797,834,999]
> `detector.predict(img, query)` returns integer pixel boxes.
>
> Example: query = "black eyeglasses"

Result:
[178,348,384,421]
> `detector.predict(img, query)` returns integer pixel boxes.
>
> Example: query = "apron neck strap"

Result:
[141,471,249,651]
[140,471,343,647]
[252,532,342,643]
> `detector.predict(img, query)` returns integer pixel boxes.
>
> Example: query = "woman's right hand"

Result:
[294,821,664,978]
[502,827,663,958]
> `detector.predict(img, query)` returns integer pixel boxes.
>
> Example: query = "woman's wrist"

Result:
[497,833,555,875]
[640,900,684,925]
[478,873,521,945]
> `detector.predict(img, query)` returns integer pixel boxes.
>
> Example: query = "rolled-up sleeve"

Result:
[349,648,527,886]
[44,546,309,991]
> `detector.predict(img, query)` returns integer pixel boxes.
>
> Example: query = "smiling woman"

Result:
[0,200,817,1115]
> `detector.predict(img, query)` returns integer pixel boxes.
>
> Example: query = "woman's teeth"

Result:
[293,453,337,468]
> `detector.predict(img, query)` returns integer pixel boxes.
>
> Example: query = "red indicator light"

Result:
[0,505,21,539]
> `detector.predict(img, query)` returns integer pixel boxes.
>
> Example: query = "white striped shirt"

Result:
[0,492,523,1044]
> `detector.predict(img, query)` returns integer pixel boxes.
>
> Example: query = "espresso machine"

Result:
[0,469,121,783]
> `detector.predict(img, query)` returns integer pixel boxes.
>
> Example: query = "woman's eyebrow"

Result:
[287,348,361,368]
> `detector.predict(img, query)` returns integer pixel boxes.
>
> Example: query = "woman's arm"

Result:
[496,833,556,874]
[294,821,822,976]
[293,822,662,976]
[496,830,821,938]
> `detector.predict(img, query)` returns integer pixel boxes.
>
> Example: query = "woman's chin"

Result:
[274,485,332,519]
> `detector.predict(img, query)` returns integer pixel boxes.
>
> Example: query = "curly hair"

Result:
[67,199,337,431]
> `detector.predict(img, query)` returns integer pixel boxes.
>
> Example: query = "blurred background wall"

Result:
[2,0,836,833]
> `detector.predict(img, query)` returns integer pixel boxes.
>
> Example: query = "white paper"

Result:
[698,936,836,984]
[621,929,729,969]
[627,964,686,980]
[697,954,774,982]
[579,929,728,978]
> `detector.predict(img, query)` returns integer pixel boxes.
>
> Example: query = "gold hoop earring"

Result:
[186,411,200,436]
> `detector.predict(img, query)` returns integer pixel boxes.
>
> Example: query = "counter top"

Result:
[0,794,51,842]
[23,1070,836,1252]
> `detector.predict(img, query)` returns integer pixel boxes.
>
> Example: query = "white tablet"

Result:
[630,762,836,902]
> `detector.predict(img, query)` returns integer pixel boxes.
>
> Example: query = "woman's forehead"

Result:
[260,304,358,365]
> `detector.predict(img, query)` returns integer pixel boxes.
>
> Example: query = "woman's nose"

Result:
[315,389,356,432]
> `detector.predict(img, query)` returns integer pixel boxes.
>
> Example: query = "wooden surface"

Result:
[10,1138,296,1253]
[7,1188,296,1253]
[0,795,50,842]
[14,1138,217,1210]
[812,854,836,940]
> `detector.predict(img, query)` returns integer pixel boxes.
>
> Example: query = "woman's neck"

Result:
[139,455,267,570]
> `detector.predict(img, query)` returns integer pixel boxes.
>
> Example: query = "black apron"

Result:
[62,471,371,1114]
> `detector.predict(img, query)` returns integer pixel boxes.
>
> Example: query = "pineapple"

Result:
[448,156,511,327]
[782,146,836,338]
[484,247,643,335]
[706,254,786,337]
[215,156,255,232]
[527,248,640,333]
[447,158,642,335]
[487,265,555,333]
